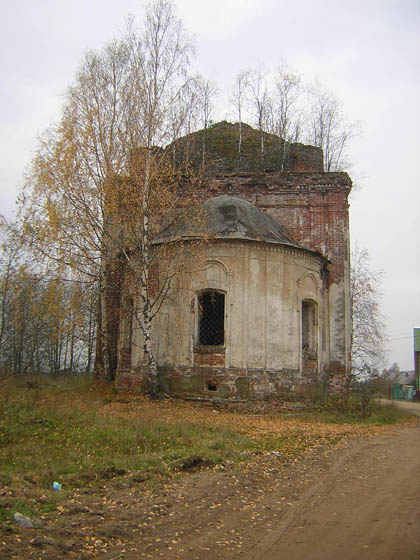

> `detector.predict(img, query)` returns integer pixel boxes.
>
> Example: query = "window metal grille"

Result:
[198,291,225,346]
[302,300,317,355]
[302,302,310,350]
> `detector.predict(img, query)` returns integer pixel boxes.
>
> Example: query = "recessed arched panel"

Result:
[204,259,231,277]
[300,272,319,297]
[202,260,231,288]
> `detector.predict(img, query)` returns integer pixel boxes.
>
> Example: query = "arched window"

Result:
[197,290,225,346]
[302,299,317,357]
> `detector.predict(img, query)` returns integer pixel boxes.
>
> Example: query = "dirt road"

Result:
[161,423,420,560]
[245,423,420,560]
[2,420,420,560]
[383,398,420,417]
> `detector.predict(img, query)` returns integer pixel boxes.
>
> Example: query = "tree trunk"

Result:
[140,148,160,399]
[237,119,242,170]
[86,293,96,374]
[259,123,265,170]
[95,267,112,381]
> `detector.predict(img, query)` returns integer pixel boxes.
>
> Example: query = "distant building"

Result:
[393,371,416,385]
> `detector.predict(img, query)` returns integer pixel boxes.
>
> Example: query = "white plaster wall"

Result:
[153,241,327,373]
[246,249,266,369]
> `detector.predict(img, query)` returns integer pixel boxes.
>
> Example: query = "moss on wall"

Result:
[170,121,323,174]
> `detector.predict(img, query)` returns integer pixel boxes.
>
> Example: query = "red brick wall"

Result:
[147,262,159,299]
[198,170,352,380]
[193,350,226,367]
[201,172,351,285]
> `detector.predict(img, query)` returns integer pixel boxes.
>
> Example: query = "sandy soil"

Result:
[1,420,419,560]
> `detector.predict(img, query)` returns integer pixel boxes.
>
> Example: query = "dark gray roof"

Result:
[154,195,302,248]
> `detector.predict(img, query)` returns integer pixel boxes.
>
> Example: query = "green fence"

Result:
[392,384,415,400]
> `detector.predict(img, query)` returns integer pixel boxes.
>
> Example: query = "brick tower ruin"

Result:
[111,121,352,401]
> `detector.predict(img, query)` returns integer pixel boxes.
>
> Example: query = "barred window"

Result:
[302,300,317,356]
[198,290,225,346]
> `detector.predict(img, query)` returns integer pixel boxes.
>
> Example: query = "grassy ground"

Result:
[0,374,412,528]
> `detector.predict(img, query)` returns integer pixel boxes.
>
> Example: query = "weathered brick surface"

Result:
[118,348,132,371]
[193,171,352,384]
[116,364,342,402]
[112,124,352,401]
[193,350,225,367]
[199,172,351,286]
[157,365,322,402]
[147,262,159,299]
[302,358,318,372]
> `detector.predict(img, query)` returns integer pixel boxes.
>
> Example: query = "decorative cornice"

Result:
[199,238,326,265]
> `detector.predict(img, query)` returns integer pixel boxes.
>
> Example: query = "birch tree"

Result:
[193,75,218,165]
[306,80,358,171]
[271,63,303,143]
[22,0,202,396]
[0,219,22,354]
[244,67,272,168]
[230,70,247,165]
[351,245,386,375]
[265,63,303,171]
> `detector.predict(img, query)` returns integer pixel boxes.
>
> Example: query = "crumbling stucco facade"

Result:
[113,122,352,401]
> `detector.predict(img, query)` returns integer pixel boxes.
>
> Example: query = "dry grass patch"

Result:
[0,374,414,528]
[0,375,412,484]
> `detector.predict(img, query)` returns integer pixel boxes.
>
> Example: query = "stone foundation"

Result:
[115,365,342,403]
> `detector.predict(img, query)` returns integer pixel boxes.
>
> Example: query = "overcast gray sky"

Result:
[1,0,419,370]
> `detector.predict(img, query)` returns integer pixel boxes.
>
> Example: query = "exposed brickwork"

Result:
[328,374,348,395]
[327,361,347,374]
[158,365,320,402]
[287,143,324,173]
[147,262,159,299]
[194,170,352,382]
[193,349,225,367]
[116,360,345,402]
[118,348,132,372]
[302,358,318,373]
[115,368,149,392]
[111,123,352,401]
[199,172,351,286]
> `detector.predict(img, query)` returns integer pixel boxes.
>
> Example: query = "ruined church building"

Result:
[114,122,352,402]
